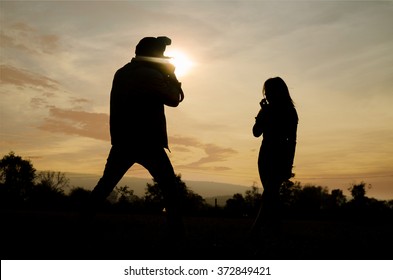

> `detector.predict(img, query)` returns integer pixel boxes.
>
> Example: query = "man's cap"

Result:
[135,36,172,58]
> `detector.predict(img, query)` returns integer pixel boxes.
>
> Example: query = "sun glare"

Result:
[165,50,193,78]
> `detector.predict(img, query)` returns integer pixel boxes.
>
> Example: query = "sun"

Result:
[165,50,193,78]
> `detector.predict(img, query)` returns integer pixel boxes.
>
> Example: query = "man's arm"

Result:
[143,68,184,107]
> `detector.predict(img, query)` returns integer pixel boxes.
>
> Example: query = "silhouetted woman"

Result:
[252,77,298,232]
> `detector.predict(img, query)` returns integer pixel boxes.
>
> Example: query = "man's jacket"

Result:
[109,57,183,149]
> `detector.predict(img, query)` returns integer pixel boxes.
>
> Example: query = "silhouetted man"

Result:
[87,36,185,235]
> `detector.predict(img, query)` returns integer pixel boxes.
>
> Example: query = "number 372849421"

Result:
[217,267,271,276]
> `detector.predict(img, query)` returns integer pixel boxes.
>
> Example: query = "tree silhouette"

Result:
[280,180,302,214]
[68,187,91,211]
[331,189,346,205]
[244,184,263,216]
[113,185,143,212]
[144,179,165,213]
[144,174,207,214]
[36,171,70,194]
[345,182,389,219]
[294,185,329,216]
[349,182,369,201]
[0,151,36,207]
[29,171,70,210]
[225,193,246,216]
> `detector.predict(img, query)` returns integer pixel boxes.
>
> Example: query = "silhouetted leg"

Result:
[138,147,184,237]
[252,176,281,233]
[86,145,135,216]
[261,179,281,225]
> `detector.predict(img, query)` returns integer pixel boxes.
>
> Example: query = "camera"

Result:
[135,36,171,58]
[156,36,171,47]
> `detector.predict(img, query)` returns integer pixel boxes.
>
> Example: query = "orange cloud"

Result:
[0,22,60,54]
[0,64,59,90]
[170,135,237,170]
[39,107,109,141]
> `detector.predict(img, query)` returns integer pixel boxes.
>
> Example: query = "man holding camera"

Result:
[87,36,185,236]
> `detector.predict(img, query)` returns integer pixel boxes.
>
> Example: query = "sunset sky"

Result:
[1,1,392,200]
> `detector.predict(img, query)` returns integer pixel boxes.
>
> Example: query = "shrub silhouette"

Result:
[144,174,208,215]
[1,152,392,220]
[225,193,246,217]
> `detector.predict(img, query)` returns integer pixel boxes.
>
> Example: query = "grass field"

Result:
[1,210,392,260]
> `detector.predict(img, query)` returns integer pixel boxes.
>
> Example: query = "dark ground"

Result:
[1,210,392,260]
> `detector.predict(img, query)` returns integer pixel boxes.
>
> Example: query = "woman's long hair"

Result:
[263,77,295,108]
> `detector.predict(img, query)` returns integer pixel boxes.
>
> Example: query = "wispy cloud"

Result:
[0,22,60,55]
[0,64,59,90]
[39,107,109,141]
[170,135,237,171]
